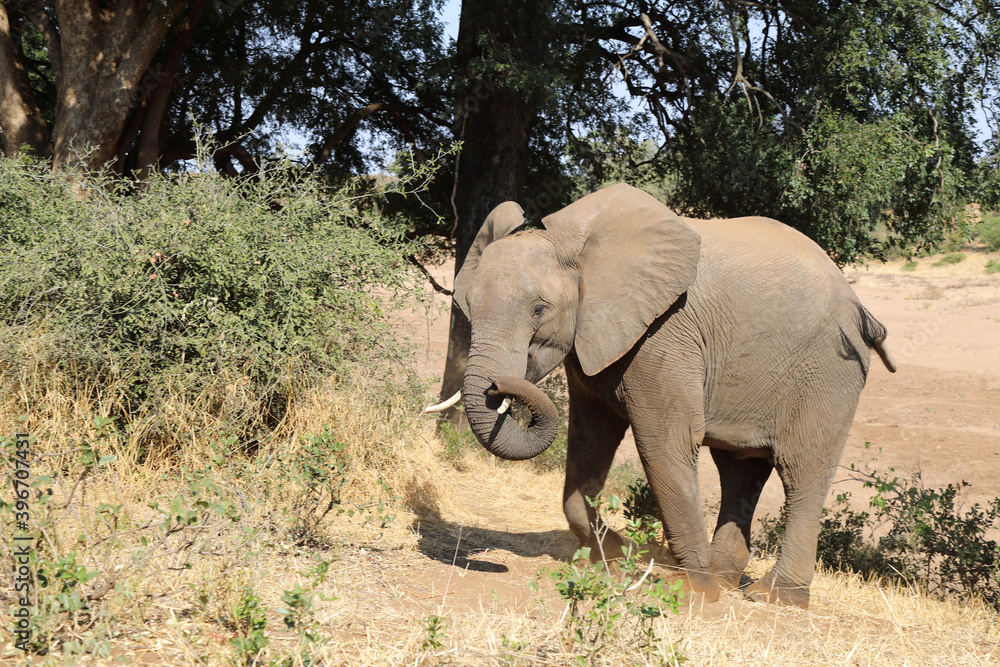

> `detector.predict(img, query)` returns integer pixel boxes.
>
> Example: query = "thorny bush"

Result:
[0,149,431,454]
[756,444,1000,609]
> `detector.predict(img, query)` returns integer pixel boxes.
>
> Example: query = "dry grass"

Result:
[673,567,1000,665]
[1,366,999,665]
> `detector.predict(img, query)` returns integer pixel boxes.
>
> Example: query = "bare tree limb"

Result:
[133,0,206,178]
[314,102,392,163]
[26,1,62,87]
[408,255,453,296]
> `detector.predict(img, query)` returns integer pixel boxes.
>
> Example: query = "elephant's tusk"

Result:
[423,390,463,413]
[497,397,512,414]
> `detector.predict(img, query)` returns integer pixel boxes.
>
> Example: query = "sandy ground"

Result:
[400,249,1000,521]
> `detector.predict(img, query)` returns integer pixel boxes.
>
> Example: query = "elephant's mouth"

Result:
[487,377,516,414]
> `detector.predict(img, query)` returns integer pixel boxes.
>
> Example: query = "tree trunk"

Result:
[132,0,205,179]
[50,0,187,171]
[438,0,540,427]
[0,0,189,171]
[0,5,50,157]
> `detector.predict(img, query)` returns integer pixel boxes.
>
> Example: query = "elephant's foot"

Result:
[709,524,751,590]
[711,569,744,591]
[635,546,722,603]
[583,527,630,563]
[587,539,721,604]
[584,528,670,563]
[636,540,677,567]
[745,574,810,608]
[655,566,720,604]
[686,569,721,603]
[709,550,749,590]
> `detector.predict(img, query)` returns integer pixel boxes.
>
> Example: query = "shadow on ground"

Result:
[410,518,577,572]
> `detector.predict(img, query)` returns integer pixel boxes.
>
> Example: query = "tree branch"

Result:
[26,1,62,87]
[408,255,453,296]
[314,102,392,163]
[133,0,206,178]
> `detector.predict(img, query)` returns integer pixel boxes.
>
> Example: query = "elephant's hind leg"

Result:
[745,422,852,609]
[562,384,630,561]
[709,449,773,589]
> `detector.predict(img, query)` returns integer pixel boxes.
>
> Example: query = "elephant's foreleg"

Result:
[635,423,720,603]
[562,389,630,562]
[709,449,773,589]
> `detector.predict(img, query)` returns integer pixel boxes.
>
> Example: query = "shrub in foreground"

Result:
[0,414,402,659]
[0,153,427,453]
[541,493,685,665]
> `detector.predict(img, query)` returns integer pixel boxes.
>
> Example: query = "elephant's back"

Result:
[684,216,853,305]
[687,215,840,270]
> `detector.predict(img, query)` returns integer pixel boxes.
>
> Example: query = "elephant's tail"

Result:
[854,302,898,373]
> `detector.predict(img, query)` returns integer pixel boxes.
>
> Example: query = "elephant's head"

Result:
[452,183,701,461]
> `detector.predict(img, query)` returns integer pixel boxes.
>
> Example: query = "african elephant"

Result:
[432,183,896,608]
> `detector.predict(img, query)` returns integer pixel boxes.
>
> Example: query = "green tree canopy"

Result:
[2,2,998,264]
[0,1,452,177]
[3,0,999,426]
[558,0,999,261]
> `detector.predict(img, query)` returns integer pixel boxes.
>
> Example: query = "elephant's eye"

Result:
[533,304,546,319]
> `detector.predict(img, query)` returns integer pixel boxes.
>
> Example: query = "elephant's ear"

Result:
[542,183,701,376]
[453,201,527,316]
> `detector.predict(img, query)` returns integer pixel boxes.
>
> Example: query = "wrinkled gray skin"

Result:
[453,183,897,608]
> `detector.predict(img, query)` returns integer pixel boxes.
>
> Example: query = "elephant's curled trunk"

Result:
[462,372,559,461]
